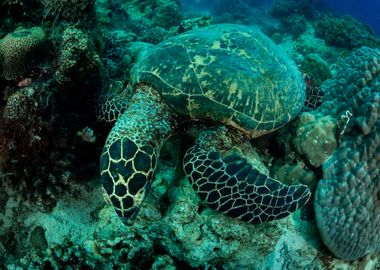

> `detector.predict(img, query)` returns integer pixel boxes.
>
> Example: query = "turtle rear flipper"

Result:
[100,85,174,225]
[183,128,311,224]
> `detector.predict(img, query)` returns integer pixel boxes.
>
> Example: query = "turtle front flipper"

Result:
[100,85,174,225]
[183,127,311,225]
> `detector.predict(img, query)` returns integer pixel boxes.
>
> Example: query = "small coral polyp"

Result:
[0,26,46,80]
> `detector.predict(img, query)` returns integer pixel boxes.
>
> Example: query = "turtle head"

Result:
[100,84,174,225]
[100,135,154,225]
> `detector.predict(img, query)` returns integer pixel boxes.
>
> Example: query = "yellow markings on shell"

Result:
[200,80,209,87]
[228,80,238,96]
[150,67,161,76]
[237,89,243,100]
[245,96,251,107]
[182,69,192,82]
[204,90,215,99]
[187,98,200,116]
[194,55,208,65]
[239,32,252,37]
[253,89,259,116]
[198,69,211,78]
[238,49,249,58]
[211,40,221,49]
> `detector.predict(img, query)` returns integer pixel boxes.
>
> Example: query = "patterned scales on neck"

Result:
[100,85,173,224]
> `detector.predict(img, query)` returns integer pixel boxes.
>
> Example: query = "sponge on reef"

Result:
[0,26,46,80]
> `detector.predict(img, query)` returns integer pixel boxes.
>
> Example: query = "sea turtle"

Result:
[100,24,311,225]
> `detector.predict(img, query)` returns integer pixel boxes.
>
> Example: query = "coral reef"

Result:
[319,46,380,134]
[1,0,380,267]
[293,30,337,61]
[151,0,182,30]
[315,125,380,260]
[40,0,95,21]
[269,0,314,37]
[315,15,380,49]
[213,0,252,21]
[2,162,378,269]
[273,162,317,189]
[0,3,103,231]
[55,26,101,83]
[178,15,211,33]
[121,0,182,33]
[277,112,337,168]
[314,47,380,260]
[270,0,315,19]
[29,226,48,252]
[0,26,46,80]
[300,54,331,87]
[101,29,136,78]
[280,14,307,38]
[291,112,337,168]
[302,73,324,110]
[3,87,36,120]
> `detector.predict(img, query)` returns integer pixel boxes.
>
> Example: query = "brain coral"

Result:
[314,46,380,260]
[0,26,46,80]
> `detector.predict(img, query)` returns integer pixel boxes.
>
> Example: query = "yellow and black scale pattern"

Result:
[183,129,311,224]
[100,85,173,224]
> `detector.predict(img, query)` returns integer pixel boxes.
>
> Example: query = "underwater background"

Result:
[316,0,380,35]
[0,0,379,269]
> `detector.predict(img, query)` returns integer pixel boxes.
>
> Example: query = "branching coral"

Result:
[0,26,46,80]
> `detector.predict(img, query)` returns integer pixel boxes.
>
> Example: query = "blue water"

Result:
[181,0,380,36]
[317,0,380,36]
